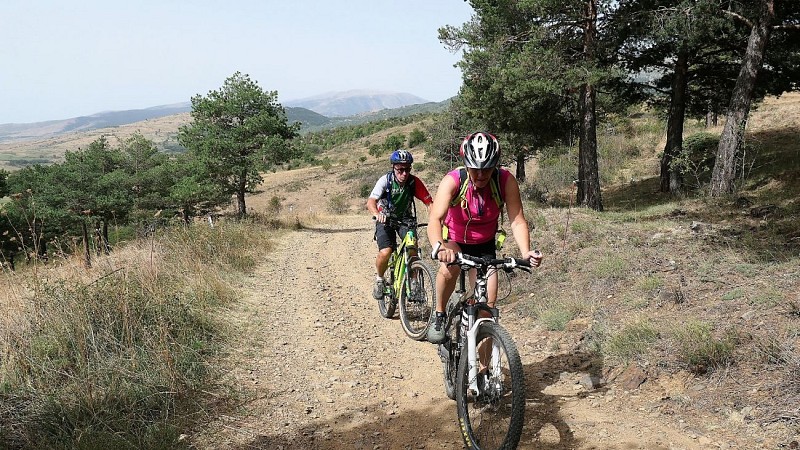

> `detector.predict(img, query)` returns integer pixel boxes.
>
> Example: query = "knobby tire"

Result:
[399,258,436,340]
[377,264,396,318]
[442,297,463,401]
[455,322,525,450]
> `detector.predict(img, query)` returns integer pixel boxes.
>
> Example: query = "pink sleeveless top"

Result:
[443,168,510,245]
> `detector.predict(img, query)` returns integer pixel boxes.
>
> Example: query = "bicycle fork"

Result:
[465,317,497,394]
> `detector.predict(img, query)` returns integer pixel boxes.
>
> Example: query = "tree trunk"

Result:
[81,221,92,269]
[710,0,774,196]
[661,49,689,193]
[577,0,603,211]
[94,221,103,256]
[515,152,526,182]
[102,220,111,254]
[578,84,603,211]
[236,169,247,217]
[705,108,718,128]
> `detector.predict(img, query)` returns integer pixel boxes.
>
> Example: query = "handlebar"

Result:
[372,215,427,228]
[430,241,538,273]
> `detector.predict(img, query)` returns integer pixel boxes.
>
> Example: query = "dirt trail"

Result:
[194,163,778,449]
[196,211,755,450]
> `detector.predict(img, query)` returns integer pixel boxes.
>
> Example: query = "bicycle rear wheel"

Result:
[399,259,435,340]
[455,322,525,450]
[377,265,396,318]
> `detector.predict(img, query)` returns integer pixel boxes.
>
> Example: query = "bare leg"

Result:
[435,262,459,313]
[375,247,392,277]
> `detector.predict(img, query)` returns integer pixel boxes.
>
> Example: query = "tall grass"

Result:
[0,221,273,449]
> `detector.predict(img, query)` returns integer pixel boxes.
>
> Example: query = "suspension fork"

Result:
[466,316,497,393]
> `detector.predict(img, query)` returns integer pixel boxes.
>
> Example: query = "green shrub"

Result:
[721,288,745,301]
[670,132,718,189]
[383,134,406,151]
[635,275,663,295]
[328,194,348,214]
[534,146,577,203]
[593,253,628,278]
[408,129,426,148]
[359,183,372,198]
[369,144,383,158]
[604,320,659,363]
[671,321,738,373]
[320,157,332,171]
[535,303,576,331]
[266,195,282,215]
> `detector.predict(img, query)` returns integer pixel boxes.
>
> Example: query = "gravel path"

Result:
[194,213,775,449]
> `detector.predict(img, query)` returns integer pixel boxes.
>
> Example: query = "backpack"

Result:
[381,171,416,218]
[449,167,504,211]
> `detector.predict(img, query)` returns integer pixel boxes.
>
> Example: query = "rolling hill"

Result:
[0,93,447,171]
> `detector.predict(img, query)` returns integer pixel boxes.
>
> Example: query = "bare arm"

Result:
[427,175,458,257]
[504,173,542,266]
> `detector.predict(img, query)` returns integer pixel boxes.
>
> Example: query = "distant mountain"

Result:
[285,90,430,117]
[0,103,192,143]
[0,90,429,142]
[303,99,450,133]
[0,104,328,143]
[0,97,450,171]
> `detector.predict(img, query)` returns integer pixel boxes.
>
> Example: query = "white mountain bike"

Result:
[431,242,534,450]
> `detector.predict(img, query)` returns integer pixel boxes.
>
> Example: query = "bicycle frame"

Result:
[390,227,418,296]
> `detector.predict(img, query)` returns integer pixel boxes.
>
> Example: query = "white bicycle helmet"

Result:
[460,132,500,169]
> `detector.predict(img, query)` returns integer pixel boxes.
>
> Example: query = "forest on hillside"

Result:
[1,0,799,269]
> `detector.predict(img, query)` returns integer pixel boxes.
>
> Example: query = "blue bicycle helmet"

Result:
[390,149,413,165]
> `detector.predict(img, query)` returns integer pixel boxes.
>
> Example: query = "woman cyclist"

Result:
[426,132,542,344]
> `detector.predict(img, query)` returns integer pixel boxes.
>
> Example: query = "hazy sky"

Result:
[0,1,474,124]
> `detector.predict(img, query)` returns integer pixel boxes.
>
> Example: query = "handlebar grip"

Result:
[431,241,442,260]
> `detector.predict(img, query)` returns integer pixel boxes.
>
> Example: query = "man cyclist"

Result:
[367,149,433,300]
[426,131,542,344]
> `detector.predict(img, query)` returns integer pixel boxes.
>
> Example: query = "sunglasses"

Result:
[394,167,412,174]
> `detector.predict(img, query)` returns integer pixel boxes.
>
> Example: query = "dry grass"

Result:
[0,220,277,449]
[512,92,800,430]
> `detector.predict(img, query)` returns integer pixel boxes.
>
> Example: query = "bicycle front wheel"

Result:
[456,322,525,450]
[399,259,435,340]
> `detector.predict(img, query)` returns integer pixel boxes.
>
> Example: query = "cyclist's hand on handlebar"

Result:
[524,249,543,268]
[373,213,387,224]
[431,240,457,264]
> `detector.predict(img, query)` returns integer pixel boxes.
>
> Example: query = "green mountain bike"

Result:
[375,217,436,340]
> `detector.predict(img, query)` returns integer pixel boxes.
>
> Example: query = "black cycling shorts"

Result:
[375,221,410,251]
[455,239,496,260]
